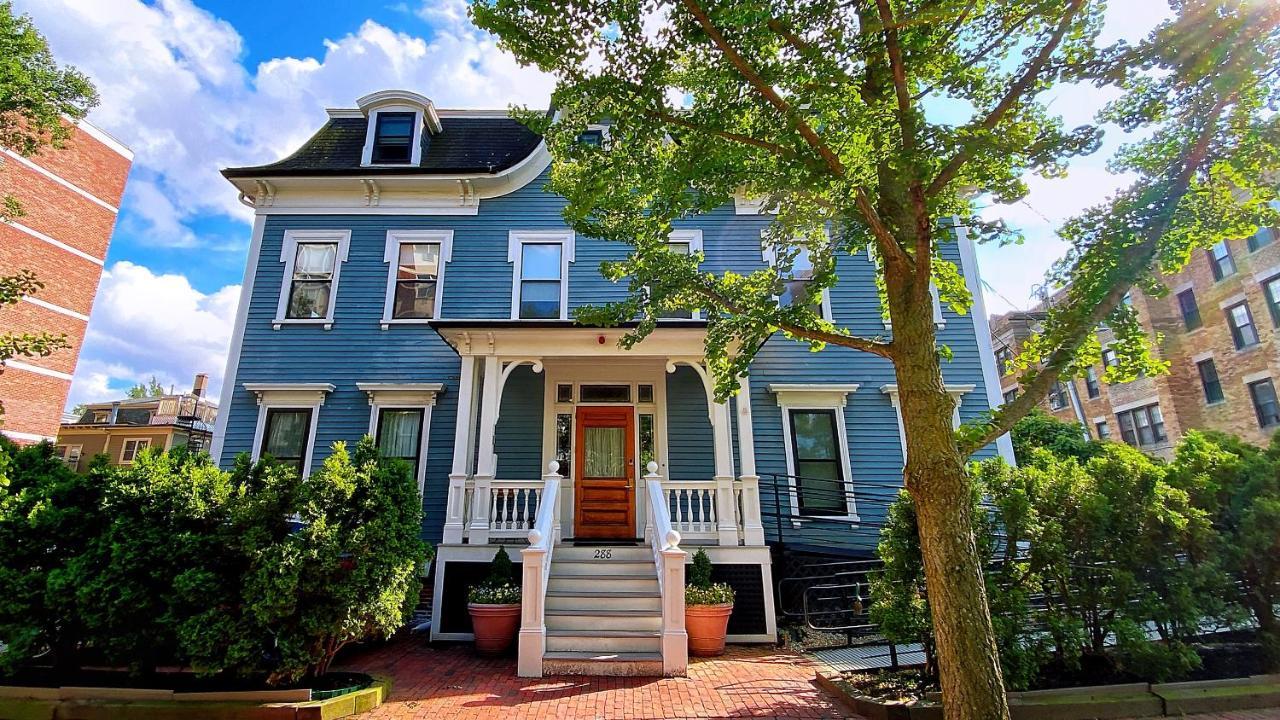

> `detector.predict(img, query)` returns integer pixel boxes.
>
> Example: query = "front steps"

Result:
[541,545,665,676]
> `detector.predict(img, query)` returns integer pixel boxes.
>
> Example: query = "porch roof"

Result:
[429,320,709,358]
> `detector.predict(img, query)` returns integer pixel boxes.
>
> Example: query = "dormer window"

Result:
[372,112,416,164]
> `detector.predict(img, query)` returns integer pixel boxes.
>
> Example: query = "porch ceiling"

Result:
[430,320,709,358]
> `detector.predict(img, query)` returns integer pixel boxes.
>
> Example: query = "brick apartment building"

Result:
[0,120,133,444]
[993,222,1280,459]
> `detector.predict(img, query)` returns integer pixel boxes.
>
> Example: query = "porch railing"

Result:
[645,462,688,676]
[517,463,562,678]
[665,481,719,541]
[488,480,543,539]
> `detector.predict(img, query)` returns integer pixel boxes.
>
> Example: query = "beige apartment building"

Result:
[993,223,1280,459]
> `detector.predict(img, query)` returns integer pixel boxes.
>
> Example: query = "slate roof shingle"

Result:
[222,116,542,178]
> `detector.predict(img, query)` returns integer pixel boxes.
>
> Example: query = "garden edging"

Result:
[0,676,391,720]
[815,671,1280,720]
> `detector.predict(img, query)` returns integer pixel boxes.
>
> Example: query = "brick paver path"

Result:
[339,637,855,719]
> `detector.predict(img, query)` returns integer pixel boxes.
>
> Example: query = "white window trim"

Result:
[881,383,975,458]
[59,444,83,468]
[245,383,334,478]
[359,383,444,497]
[660,229,704,321]
[768,383,860,525]
[508,230,575,320]
[361,106,425,167]
[274,229,352,330]
[380,229,454,329]
[761,230,833,321]
[120,437,152,465]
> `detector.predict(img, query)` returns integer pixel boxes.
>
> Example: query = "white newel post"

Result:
[735,374,766,546]
[518,462,561,678]
[646,462,688,677]
[469,355,501,544]
[444,356,477,544]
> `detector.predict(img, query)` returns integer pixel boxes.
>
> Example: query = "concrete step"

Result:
[545,590,661,612]
[542,651,663,677]
[553,546,652,562]
[545,608,662,632]
[549,560,655,577]
[546,629,661,654]
[547,575,660,594]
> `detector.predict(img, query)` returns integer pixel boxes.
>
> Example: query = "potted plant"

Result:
[467,545,521,656]
[685,548,735,656]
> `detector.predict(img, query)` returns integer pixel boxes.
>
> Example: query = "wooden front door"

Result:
[573,406,636,539]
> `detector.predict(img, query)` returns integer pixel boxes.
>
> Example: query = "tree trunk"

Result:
[889,271,1011,720]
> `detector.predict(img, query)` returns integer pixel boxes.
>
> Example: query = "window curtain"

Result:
[295,243,336,279]
[378,410,421,459]
[583,426,625,477]
[265,410,308,458]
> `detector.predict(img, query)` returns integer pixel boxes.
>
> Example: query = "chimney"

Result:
[108,401,121,425]
[192,373,208,397]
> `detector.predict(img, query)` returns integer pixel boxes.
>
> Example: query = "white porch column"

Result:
[710,372,738,547]
[469,355,501,544]
[735,374,766,546]
[444,356,478,544]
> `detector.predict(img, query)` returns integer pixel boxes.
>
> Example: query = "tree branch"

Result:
[648,109,802,159]
[926,0,1087,197]
[691,283,895,359]
[680,0,911,267]
[873,0,917,153]
[959,92,1232,455]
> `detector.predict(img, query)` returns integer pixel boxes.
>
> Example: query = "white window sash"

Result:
[761,229,833,321]
[273,229,351,330]
[507,230,575,320]
[380,229,454,328]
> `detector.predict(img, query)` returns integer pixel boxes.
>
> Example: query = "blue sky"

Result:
[14,0,1170,408]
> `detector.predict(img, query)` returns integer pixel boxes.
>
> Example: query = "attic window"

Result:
[372,112,415,164]
[577,129,603,147]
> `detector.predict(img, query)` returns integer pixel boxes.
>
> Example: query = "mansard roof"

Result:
[221,115,542,179]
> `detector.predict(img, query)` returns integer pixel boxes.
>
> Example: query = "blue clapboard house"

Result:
[213,90,1013,677]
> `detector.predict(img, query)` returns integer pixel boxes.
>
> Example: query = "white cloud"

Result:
[16,0,556,247]
[66,261,239,409]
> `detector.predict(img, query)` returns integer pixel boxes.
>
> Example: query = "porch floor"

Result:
[339,635,854,719]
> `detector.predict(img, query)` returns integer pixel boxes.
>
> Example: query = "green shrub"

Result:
[685,548,734,606]
[0,438,106,673]
[469,546,520,604]
[1011,409,1102,465]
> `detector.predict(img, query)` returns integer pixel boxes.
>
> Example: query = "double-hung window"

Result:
[120,438,151,464]
[1227,301,1260,349]
[1197,358,1224,404]
[260,408,312,472]
[275,230,350,329]
[1094,421,1111,440]
[1117,403,1166,448]
[1101,348,1119,369]
[1209,241,1236,280]
[1248,226,1276,253]
[509,231,573,320]
[1084,367,1101,399]
[764,232,830,319]
[1263,276,1280,327]
[1177,288,1202,330]
[376,408,424,477]
[658,230,703,319]
[788,409,849,517]
[381,230,453,326]
[371,112,415,164]
[1048,381,1069,410]
[1248,378,1280,428]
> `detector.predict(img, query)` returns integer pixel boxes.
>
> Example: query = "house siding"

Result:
[218,168,1000,555]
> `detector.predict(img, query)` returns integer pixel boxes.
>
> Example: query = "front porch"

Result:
[427,323,775,677]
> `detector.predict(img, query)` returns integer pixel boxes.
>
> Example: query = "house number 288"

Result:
[593,549,612,559]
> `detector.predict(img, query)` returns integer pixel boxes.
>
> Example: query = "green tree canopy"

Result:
[126,376,167,399]
[472,1,1280,717]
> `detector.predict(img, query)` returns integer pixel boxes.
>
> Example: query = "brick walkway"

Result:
[339,637,854,719]
[338,636,1280,720]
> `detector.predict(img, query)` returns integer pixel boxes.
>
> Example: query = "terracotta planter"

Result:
[685,603,733,657]
[468,603,521,656]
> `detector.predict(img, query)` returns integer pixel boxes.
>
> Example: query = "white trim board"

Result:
[7,219,105,265]
[3,359,73,381]
[769,383,860,525]
[210,215,266,464]
[1,148,119,213]
[955,220,1016,463]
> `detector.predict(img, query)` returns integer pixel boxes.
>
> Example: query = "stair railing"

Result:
[517,461,562,678]
[644,461,688,676]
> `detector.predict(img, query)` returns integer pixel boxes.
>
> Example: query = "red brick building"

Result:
[993,221,1280,459]
[0,120,132,444]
